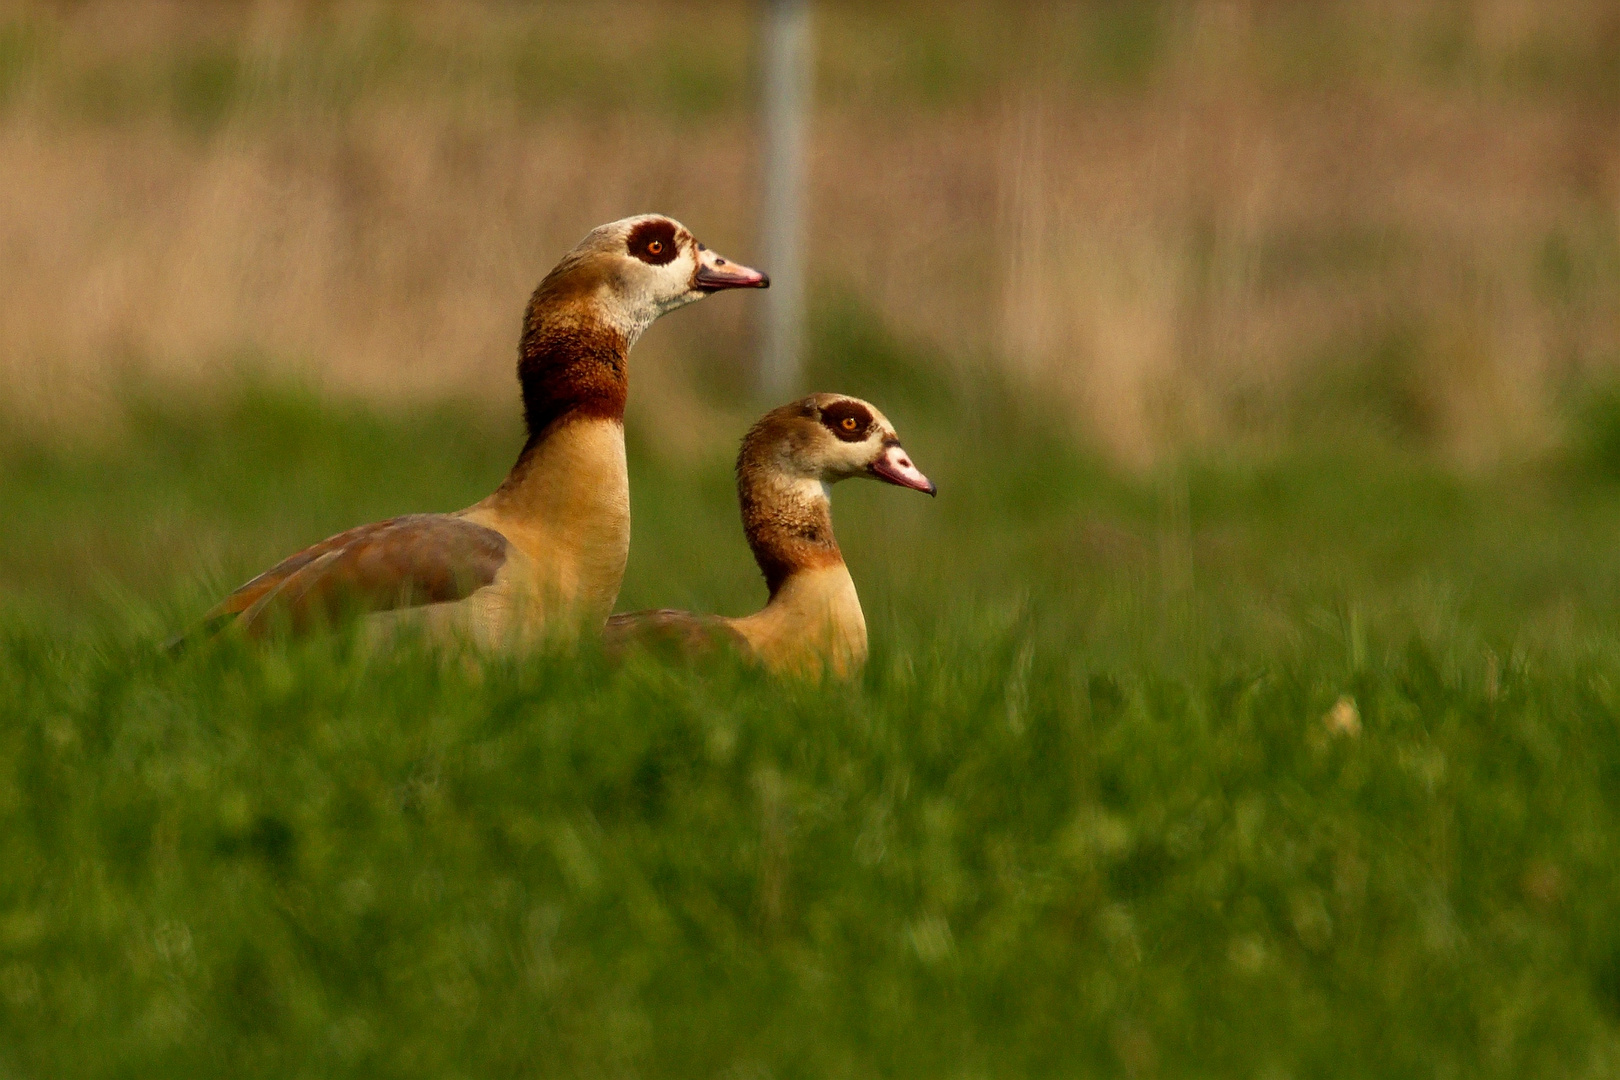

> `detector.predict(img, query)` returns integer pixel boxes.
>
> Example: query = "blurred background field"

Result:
[3,0,1620,462]
[8,1,1620,1076]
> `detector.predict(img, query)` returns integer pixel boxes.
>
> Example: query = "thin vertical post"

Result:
[759,0,811,401]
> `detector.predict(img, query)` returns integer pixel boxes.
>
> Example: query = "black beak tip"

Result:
[926,482,938,497]
[758,272,771,288]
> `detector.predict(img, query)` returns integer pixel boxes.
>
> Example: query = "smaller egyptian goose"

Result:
[180,215,767,648]
[605,394,935,677]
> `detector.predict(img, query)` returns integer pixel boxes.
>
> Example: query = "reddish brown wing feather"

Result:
[204,514,509,636]
[602,609,751,662]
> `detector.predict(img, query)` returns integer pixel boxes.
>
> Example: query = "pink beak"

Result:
[693,245,769,290]
[870,444,936,496]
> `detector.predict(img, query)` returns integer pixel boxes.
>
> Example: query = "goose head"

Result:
[538,214,768,343]
[753,393,936,496]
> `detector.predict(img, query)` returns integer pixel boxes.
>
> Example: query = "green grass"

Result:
[8,328,1620,1075]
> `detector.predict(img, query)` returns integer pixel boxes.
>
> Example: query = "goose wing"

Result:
[602,608,750,662]
[195,514,509,638]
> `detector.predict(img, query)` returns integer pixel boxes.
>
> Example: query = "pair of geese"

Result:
[190,215,935,677]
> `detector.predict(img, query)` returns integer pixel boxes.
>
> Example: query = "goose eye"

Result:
[647,240,663,255]
[841,417,858,432]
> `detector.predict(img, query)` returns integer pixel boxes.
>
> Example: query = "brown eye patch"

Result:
[818,400,873,442]
[626,219,679,266]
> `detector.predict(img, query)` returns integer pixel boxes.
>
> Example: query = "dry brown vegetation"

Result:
[1,0,1619,463]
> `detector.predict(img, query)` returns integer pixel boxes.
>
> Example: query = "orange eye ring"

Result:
[841,417,858,431]
[647,239,663,255]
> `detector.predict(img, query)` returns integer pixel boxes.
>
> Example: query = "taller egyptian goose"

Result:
[605,394,935,677]
[188,215,767,645]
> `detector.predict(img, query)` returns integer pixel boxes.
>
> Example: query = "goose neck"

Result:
[738,467,843,599]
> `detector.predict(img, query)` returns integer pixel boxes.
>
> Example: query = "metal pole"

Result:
[759,0,811,401]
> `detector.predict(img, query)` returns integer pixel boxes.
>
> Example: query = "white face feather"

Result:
[571,214,763,345]
[816,427,894,480]
[606,255,700,342]
[767,397,899,483]
[778,396,935,494]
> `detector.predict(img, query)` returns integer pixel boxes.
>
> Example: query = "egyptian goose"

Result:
[604,394,935,677]
[187,215,767,645]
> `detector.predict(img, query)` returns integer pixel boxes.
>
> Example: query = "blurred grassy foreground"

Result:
[7,318,1620,1076]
